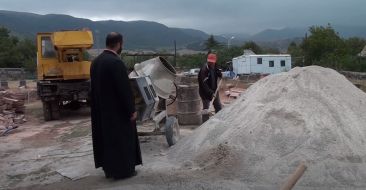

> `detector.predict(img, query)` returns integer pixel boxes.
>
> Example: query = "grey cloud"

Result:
[0,0,365,34]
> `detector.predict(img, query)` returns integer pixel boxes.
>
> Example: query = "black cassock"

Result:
[90,50,142,178]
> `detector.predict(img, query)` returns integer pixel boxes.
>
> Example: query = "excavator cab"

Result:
[37,30,93,80]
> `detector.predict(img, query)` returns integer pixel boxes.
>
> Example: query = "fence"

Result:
[0,68,28,89]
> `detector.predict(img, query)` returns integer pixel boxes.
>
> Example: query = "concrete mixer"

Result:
[129,57,179,146]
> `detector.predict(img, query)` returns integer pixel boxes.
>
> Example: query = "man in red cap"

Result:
[198,53,222,120]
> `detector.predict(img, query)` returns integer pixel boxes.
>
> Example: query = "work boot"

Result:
[202,114,210,123]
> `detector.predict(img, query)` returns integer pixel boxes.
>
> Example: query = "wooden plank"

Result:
[281,162,307,190]
[229,92,240,98]
[230,88,245,93]
[3,97,19,104]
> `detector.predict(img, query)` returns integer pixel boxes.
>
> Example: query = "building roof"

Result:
[358,45,366,57]
[247,54,291,57]
[233,54,291,59]
[243,49,256,55]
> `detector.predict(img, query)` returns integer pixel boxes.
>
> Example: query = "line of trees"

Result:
[178,35,282,70]
[288,24,366,72]
[1,24,365,73]
[0,27,36,73]
[177,25,366,72]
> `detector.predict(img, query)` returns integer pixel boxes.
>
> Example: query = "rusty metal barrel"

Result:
[177,84,202,125]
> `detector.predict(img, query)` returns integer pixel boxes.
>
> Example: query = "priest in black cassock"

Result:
[90,32,142,179]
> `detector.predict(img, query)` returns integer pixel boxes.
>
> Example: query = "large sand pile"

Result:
[169,66,366,189]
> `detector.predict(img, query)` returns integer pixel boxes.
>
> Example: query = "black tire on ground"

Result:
[69,100,81,110]
[165,116,180,146]
[202,113,210,123]
[42,100,60,121]
[86,99,91,106]
[42,101,52,121]
[51,100,60,120]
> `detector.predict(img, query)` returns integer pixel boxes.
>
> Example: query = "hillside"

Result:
[0,10,208,49]
[1,10,365,50]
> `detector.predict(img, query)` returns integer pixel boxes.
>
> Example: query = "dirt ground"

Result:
[0,79,254,190]
[1,102,259,190]
[1,75,363,189]
[0,100,203,190]
[349,78,366,92]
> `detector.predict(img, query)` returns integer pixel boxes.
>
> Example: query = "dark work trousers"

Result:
[202,95,222,113]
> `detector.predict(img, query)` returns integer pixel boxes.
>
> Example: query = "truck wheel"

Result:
[51,101,60,120]
[42,101,52,121]
[165,116,180,146]
[69,101,81,110]
[42,100,60,121]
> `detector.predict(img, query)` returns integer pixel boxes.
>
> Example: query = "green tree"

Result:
[285,23,366,72]
[0,27,36,73]
[16,39,37,72]
[216,46,243,69]
[287,42,304,67]
[204,35,220,50]
[0,27,11,38]
[262,47,280,54]
[344,37,366,56]
[0,27,17,67]
[301,24,345,67]
[241,41,263,54]
[176,54,206,69]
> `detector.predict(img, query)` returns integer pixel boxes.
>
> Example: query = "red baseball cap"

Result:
[207,53,217,63]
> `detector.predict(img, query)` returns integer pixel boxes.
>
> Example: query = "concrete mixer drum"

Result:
[129,57,177,99]
[129,57,180,146]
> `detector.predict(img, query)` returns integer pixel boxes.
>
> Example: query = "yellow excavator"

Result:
[36,30,93,120]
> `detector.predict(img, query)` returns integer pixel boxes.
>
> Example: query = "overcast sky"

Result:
[1,0,365,34]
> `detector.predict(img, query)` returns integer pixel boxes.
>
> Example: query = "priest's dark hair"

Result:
[106,32,123,48]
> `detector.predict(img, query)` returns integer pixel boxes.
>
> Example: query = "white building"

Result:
[232,50,291,75]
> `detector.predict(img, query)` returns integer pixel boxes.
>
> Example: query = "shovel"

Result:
[201,78,222,116]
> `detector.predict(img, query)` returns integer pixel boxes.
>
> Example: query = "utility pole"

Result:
[228,36,235,49]
[95,30,100,55]
[222,35,235,49]
[174,40,177,67]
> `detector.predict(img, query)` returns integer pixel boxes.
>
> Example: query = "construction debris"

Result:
[0,90,28,136]
[340,71,366,80]
[169,66,366,189]
[224,88,245,99]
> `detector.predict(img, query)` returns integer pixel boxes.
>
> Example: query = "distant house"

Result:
[232,50,291,75]
[358,45,366,57]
